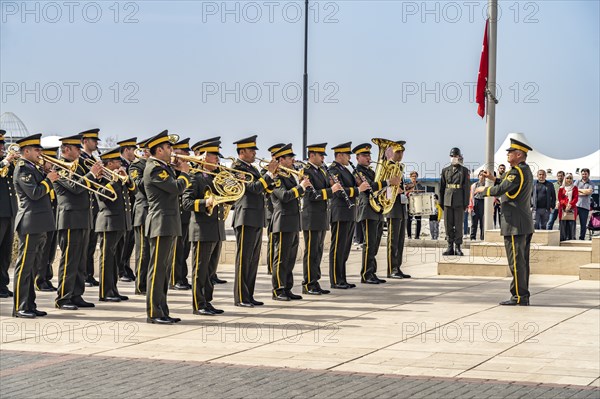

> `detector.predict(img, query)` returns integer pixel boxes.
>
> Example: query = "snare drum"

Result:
[408,193,436,216]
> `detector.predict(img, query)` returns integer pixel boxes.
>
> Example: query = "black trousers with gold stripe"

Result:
[86,211,98,279]
[191,240,221,311]
[503,233,532,302]
[271,231,299,296]
[134,224,150,294]
[386,217,407,276]
[360,219,384,281]
[234,225,262,304]
[329,221,354,286]
[147,235,176,318]
[302,230,325,290]
[98,230,125,299]
[116,229,135,279]
[13,232,47,315]
[36,229,57,289]
[0,217,15,289]
[266,220,273,275]
[171,224,191,286]
[56,229,89,307]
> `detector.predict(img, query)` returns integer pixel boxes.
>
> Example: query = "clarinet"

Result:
[348,161,380,207]
[325,165,354,209]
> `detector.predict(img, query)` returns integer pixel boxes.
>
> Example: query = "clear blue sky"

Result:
[1,0,598,170]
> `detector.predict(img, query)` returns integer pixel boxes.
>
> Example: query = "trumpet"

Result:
[0,143,20,177]
[40,154,117,202]
[82,157,129,184]
[172,154,255,182]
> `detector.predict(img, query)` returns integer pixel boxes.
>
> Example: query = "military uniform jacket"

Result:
[327,162,358,223]
[355,164,389,222]
[386,161,407,220]
[260,167,275,222]
[53,161,95,230]
[13,159,55,234]
[129,158,148,227]
[122,157,137,218]
[175,170,191,225]
[80,152,100,216]
[0,160,17,218]
[484,162,534,236]
[301,163,334,231]
[182,172,226,242]
[143,157,190,238]
[270,174,305,233]
[231,159,274,229]
[95,176,136,232]
[439,164,470,208]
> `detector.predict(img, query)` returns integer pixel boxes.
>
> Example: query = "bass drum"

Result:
[408,192,436,216]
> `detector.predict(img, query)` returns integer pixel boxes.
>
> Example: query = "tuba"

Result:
[370,138,404,214]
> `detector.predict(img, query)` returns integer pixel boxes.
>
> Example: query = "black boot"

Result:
[442,244,454,256]
[455,244,464,256]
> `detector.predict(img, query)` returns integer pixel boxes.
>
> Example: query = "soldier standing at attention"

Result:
[328,142,369,289]
[95,147,136,302]
[301,143,341,295]
[79,128,102,287]
[230,135,277,307]
[182,140,226,315]
[130,139,150,295]
[144,130,190,324]
[270,144,312,301]
[0,130,18,298]
[54,134,102,310]
[12,134,59,318]
[386,141,411,279]
[439,147,471,256]
[116,137,138,282]
[476,139,534,306]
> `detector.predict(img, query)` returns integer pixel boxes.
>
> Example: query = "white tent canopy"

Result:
[475,132,600,181]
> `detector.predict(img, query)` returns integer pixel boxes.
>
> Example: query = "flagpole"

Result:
[484,0,498,239]
[302,0,309,160]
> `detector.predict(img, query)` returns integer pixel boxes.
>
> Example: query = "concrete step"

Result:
[560,240,593,247]
[593,237,600,263]
[438,256,510,277]
[484,229,560,246]
[579,263,600,280]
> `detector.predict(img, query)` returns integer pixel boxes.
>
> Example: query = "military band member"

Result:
[270,144,311,301]
[231,135,277,307]
[328,142,368,289]
[12,134,59,318]
[386,141,411,279]
[265,143,285,276]
[439,147,470,256]
[54,135,102,310]
[476,138,534,306]
[182,140,226,315]
[190,137,227,285]
[144,130,190,324]
[130,139,150,295]
[353,143,401,284]
[301,143,341,295]
[116,137,138,282]
[0,130,18,298]
[171,138,192,290]
[36,147,59,292]
[95,147,136,302]
[80,128,102,286]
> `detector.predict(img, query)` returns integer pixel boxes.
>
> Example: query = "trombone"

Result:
[39,153,117,201]
[257,157,305,179]
[82,157,129,184]
[0,143,20,177]
[172,153,255,182]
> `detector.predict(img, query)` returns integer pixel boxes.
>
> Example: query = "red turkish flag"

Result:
[476,19,489,118]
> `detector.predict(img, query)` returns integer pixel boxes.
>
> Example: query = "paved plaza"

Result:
[1,245,599,398]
